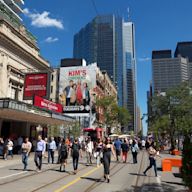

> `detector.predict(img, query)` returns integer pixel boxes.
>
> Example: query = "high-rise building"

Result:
[152,50,189,93]
[175,42,192,80]
[73,15,137,132]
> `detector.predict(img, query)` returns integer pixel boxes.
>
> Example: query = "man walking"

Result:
[21,137,32,171]
[34,135,45,172]
[48,137,57,164]
[114,138,122,162]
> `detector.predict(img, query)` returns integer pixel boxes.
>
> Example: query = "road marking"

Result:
[54,167,100,192]
[0,171,27,180]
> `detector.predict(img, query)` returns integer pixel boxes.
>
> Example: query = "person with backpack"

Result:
[121,139,129,163]
[131,139,139,164]
[59,139,68,172]
[71,138,82,174]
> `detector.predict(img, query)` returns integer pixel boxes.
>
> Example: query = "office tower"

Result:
[175,41,192,80]
[152,50,189,93]
[73,15,137,132]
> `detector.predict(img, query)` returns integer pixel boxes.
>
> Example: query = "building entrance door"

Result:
[1,121,11,138]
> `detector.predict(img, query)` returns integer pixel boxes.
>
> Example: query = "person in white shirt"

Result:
[21,137,32,171]
[85,137,94,165]
[142,139,146,149]
[48,137,57,164]
[6,138,14,159]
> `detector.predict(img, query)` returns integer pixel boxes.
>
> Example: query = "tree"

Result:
[117,106,131,132]
[148,82,192,190]
[149,82,192,149]
[96,96,118,134]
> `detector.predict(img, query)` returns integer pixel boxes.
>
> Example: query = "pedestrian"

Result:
[6,138,14,159]
[21,137,32,171]
[95,138,103,167]
[131,139,139,164]
[114,137,122,162]
[59,139,68,172]
[143,143,160,177]
[121,139,129,163]
[141,139,146,150]
[48,137,57,164]
[34,135,45,172]
[43,137,48,159]
[17,136,23,154]
[103,137,116,183]
[71,138,82,174]
[85,137,94,165]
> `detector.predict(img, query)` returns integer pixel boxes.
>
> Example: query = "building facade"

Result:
[0,1,73,139]
[152,50,189,93]
[73,15,137,132]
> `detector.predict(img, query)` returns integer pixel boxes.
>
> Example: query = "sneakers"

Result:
[143,171,147,176]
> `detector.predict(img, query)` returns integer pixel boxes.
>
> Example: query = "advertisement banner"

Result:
[34,95,63,113]
[23,73,49,100]
[59,65,97,113]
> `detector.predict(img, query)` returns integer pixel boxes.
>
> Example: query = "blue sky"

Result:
[22,0,192,135]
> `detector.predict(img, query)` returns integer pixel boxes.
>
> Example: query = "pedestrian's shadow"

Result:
[9,168,33,172]
[50,169,72,175]
[81,177,104,183]
[129,173,147,177]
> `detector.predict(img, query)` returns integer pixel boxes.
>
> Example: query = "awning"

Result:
[0,98,75,125]
[83,127,103,132]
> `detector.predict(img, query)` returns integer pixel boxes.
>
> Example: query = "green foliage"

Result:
[182,136,192,189]
[69,122,81,138]
[96,96,130,133]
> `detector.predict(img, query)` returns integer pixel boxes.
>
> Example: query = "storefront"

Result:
[0,98,75,139]
[83,127,103,141]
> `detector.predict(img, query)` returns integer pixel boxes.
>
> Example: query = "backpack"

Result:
[60,144,67,152]
[72,143,79,155]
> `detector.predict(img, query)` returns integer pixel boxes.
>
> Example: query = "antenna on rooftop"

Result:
[127,7,131,21]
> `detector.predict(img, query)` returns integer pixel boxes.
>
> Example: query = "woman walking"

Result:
[131,139,139,164]
[71,138,82,174]
[59,139,68,172]
[103,137,116,183]
[143,143,159,177]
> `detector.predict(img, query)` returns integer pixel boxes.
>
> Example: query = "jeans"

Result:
[132,152,138,163]
[73,155,79,170]
[22,152,28,170]
[144,157,157,176]
[34,151,43,170]
[48,149,54,164]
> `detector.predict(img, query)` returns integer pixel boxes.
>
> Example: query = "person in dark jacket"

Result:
[121,139,129,163]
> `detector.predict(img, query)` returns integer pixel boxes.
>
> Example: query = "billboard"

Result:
[59,65,97,113]
[23,73,49,100]
[33,95,63,113]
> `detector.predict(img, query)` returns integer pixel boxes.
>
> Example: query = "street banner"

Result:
[23,73,49,100]
[59,65,97,113]
[33,95,63,113]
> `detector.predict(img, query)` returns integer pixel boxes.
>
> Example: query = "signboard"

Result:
[23,73,49,100]
[59,65,97,113]
[34,95,62,113]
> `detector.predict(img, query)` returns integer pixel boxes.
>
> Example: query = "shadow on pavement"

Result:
[129,173,146,177]
[112,183,187,192]
[9,168,34,172]
[81,177,104,183]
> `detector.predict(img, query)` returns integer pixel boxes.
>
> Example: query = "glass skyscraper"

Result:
[73,15,137,132]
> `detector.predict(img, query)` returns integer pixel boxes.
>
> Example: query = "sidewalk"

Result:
[134,150,188,192]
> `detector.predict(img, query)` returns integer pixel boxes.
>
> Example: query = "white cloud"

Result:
[23,8,64,29]
[138,57,151,62]
[45,37,59,43]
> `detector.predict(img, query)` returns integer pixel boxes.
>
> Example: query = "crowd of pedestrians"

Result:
[0,134,161,183]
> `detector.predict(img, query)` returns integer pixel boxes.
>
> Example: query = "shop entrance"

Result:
[1,121,11,138]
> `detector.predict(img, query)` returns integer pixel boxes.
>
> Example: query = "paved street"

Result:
[0,151,187,192]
